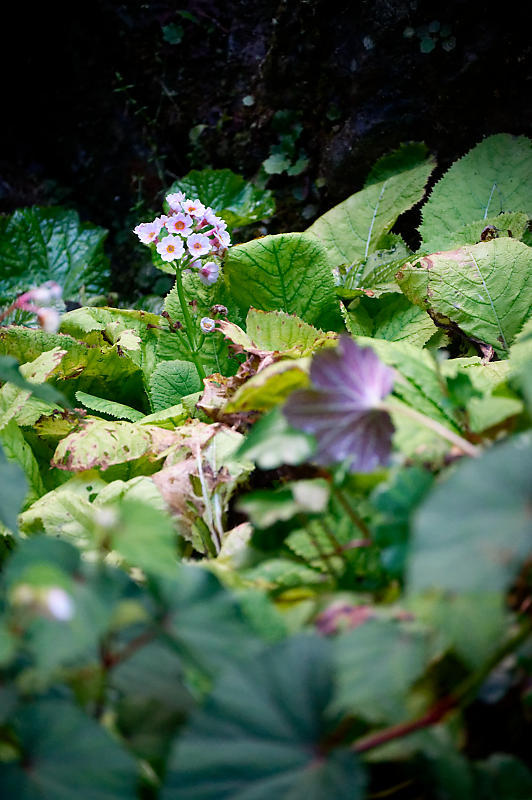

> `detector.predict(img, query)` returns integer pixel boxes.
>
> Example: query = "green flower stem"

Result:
[174,265,206,383]
[382,398,480,458]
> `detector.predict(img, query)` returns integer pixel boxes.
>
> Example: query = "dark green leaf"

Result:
[158,566,263,678]
[0,700,138,799]
[149,359,203,411]
[165,168,275,230]
[397,239,532,356]
[332,618,433,723]
[408,432,532,594]
[0,207,110,303]
[162,635,366,800]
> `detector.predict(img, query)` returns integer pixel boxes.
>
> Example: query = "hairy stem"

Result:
[174,266,206,382]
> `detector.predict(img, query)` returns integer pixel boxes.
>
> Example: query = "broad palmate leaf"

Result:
[162,635,366,800]
[0,699,138,799]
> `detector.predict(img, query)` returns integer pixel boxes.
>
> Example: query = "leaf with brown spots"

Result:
[397,239,532,356]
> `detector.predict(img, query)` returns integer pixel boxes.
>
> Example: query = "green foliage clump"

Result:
[0,135,531,799]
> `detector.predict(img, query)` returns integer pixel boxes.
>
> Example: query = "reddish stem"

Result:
[353,695,457,753]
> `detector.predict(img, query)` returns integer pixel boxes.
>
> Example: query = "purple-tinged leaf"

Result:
[284,336,395,472]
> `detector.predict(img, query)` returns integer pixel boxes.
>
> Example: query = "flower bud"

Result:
[200,317,216,333]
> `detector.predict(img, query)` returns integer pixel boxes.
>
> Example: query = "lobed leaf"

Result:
[162,635,366,800]
[407,432,532,595]
[0,699,138,799]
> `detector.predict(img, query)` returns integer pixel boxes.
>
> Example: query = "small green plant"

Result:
[261,109,310,178]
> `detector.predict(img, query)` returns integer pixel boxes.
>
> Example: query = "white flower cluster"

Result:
[133,192,230,286]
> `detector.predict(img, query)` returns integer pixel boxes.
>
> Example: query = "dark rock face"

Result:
[1,1,530,288]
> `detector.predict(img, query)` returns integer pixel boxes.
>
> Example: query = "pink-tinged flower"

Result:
[284,335,395,472]
[182,198,206,218]
[198,261,220,286]
[165,212,193,236]
[166,191,186,211]
[37,308,61,333]
[156,234,185,262]
[212,228,231,251]
[202,207,225,228]
[200,317,216,333]
[28,281,62,304]
[187,233,212,258]
[134,219,164,244]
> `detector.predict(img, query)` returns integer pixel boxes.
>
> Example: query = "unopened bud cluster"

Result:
[133,192,229,286]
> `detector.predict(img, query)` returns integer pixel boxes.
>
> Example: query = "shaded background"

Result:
[2,0,531,296]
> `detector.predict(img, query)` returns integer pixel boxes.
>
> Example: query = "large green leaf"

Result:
[397,239,532,356]
[307,147,435,268]
[59,306,161,384]
[408,432,532,594]
[332,618,433,724]
[419,134,532,249]
[0,326,148,410]
[0,206,110,304]
[407,433,532,666]
[165,168,275,230]
[51,419,174,472]
[0,700,138,799]
[149,359,203,411]
[224,232,342,329]
[162,635,366,800]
